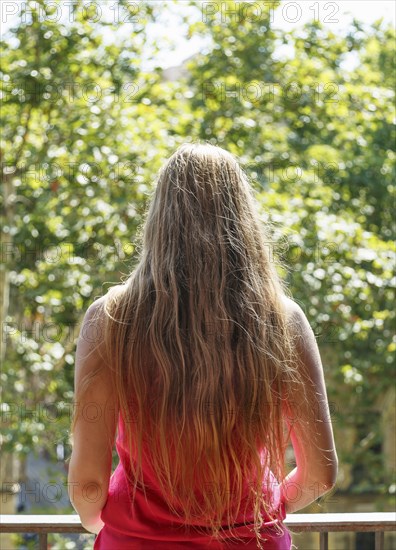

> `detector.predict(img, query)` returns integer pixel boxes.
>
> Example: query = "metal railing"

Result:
[0,512,395,550]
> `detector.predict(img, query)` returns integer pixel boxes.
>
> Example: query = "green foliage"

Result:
[1,0,395,500]
[13,531,94,550]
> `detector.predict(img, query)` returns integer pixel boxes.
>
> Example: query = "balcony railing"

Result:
[0,513,395,550]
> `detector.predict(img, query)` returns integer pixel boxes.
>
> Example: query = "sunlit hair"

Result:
[73,142,306,548]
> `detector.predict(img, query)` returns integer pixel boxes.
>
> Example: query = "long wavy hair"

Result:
[74,142,305,548]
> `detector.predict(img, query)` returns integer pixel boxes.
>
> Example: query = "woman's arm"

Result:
[68,296,119,533]
[280,298,338,513]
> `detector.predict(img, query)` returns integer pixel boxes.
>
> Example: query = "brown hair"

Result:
[75,142,304,548]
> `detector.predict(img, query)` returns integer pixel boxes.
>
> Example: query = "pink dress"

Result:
[94,415,291,549]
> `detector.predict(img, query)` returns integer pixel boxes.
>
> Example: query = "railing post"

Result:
[375,531,384,550]
[38,533,48,550]
[320,532,329,550]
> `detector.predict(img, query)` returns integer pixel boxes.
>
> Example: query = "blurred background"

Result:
[1,1,395,548]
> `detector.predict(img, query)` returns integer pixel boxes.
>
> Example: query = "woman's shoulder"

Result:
[280,295,306,321]
[80,285,127,347]
[89,284,126,311]
[280,295,314,344]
